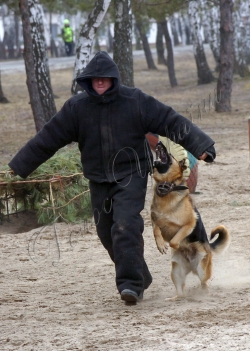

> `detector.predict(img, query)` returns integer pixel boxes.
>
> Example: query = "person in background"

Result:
[61,19,73,56]
[8,51,215,305]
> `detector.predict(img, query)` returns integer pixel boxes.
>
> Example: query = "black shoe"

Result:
[121,289,143,304]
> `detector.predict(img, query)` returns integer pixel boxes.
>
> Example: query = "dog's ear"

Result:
[179,159,188,172]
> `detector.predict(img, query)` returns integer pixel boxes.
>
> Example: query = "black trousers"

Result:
[65,42,73,56]
[89,172,152,296]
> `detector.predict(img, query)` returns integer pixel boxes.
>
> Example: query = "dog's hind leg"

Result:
[167,254,191,300]
[196,253,212,292]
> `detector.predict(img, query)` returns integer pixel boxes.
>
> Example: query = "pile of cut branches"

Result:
[0,144,92,225]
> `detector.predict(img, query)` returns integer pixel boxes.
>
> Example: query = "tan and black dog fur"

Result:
[151,142,231,299]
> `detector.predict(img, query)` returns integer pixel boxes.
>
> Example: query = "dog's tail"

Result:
[209,225,231,254]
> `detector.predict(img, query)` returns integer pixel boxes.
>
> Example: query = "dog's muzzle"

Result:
[156,181,174,197]
[156,181,189,197]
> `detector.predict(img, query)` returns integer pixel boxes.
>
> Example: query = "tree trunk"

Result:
[188,1,215,85]
[71,0,111,95]
[182,14,191,45]
[0,41,6,60]
[49,12,55,58]
[0,13,7,60]
[19,0,56,131]
[244,0,250,64]
[14,14,22,58]
[215,0,234,112]
[135,24,142,50]
[160,19,178,87]
[170,16,180,46]
[113,0,134,87]
[179,15,186,45]
[32,3,57,122]
[107,24,113,52]
[20,0,47,131]
[93,33,101,53]
[4,30,15,60]
[135,19,157,70]
[156,22,167,65]
[202,0,220,71]
[233,8,250,77]
[0,71,9,103]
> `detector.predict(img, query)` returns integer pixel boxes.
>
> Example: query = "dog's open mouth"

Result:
[154,141,172,174]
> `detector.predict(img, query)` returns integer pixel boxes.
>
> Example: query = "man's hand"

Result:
[198,147,215,163]
[198,152,208,161]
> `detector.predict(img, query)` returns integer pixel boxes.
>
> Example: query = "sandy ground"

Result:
[0,47,250,350]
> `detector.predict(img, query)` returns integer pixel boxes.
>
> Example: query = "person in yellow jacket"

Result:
[61,19,73,56]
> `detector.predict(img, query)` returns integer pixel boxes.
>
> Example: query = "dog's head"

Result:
[153,141,187,184]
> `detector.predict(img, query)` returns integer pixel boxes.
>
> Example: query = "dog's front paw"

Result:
[156,240,168,254]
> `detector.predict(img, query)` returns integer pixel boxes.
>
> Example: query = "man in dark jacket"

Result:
[9,51,215,304]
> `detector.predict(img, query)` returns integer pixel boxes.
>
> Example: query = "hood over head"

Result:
[76,51,120,102]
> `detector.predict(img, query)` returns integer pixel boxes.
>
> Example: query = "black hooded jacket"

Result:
[9,51,215,182]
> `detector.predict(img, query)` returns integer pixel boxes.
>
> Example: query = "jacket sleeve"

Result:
[8,99,79,178]
[141,93,216,162]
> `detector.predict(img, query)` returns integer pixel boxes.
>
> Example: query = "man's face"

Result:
[91,77,113,95]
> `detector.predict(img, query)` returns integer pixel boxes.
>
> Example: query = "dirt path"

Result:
[0,47,250,350]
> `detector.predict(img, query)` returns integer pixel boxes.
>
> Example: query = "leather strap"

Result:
[156,182,189,197]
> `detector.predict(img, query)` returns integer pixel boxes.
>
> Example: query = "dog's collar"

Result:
[156,181,189,197]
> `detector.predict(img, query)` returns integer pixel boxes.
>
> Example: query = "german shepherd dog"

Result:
[151,141,231,299]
